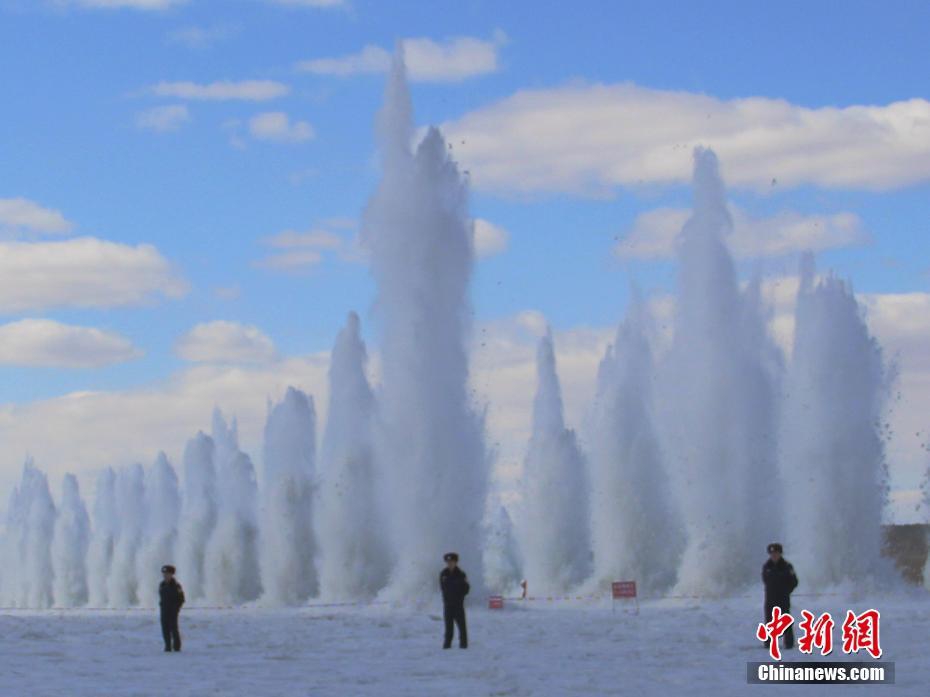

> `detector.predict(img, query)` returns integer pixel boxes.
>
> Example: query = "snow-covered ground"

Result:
[0,591,924,696]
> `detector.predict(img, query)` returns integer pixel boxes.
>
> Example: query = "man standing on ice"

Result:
[159,564,185,652]
[762,543,798,651]
[440,552,469,649]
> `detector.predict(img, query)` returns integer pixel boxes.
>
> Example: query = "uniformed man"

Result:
[159,564,185,652]
[762,543,798,651]
[439,552,469,649]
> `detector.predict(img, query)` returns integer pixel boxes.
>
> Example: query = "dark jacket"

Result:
[440,567,470,606]
[159,579,186,613]
[762,558,798,603]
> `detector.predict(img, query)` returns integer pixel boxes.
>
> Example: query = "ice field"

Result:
[1,591,925,696]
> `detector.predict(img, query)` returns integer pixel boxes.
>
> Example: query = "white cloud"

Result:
[473,218,509,258]
[440,84,930,195]
[0,355,331,499]
[255,226,350,272]
[176,321,277,364]
[254,249,323,272]
[616,206,868,260]
[0,237,187,313]
[0,198,74,235]
[135,104,190,132]
[166,24,239,49]
[264,229,341,249]
[297,32,505,83]
[0,319,141,368]
[151,80,290,101]
[248,112,315,143]
[67,0,188,8]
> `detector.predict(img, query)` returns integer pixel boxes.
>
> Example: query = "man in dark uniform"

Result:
[762,543,798,650]
[159,564,185,652]
[439,552,469,649]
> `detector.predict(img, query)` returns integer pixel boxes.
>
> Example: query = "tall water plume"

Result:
[589,297,683,593]
[177,432,217,601]
[315,312,388,600]
[107,463,145,607]
[780,256,888,587]
[483,505,523,594]
[87,467,118,607]
[260,387,317,604]
[518,330,590,593]
[660,148,781,595]
[9,462,57,608]
[137,453,181,607]
[205,409,261,604]
[52,473,90,607]
[1,485,24,606]
[364,49,488,598]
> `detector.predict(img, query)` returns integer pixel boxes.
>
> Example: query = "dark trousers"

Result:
[765,599,793,648]
[443,603,467,648]
[161,610,182,651]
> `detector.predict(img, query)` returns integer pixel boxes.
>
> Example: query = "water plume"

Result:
[316,312,388,600]
[660,148,781,595]
[137,453,181,607]
[205,409,261,604]
[780,255,888,587]
[365,49,488,598]
[87,467,118,607]
[52,473,90,607]
[589,297,683,593]
[107,464,145,607]
[260,387,317,605]
[177,432,217,601]
[518,330,590,593]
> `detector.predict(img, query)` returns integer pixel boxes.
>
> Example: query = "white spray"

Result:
[660,148,781,595]
[519,330,591,593]
[589,296,684,593]
[205,409,262,604]
[107,463,145,607]
[260,387,318,605]
[780,255,888,588]
[87,467,118,607]
[52,473,90,607]
[8,462,57,608]
[177,432,217,601]
[137,453,181,607]
[316,312,389,600]
[483,505,523,595]
[365,49,488,598]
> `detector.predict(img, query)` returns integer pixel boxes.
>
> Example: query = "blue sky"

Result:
[1,0,929,519]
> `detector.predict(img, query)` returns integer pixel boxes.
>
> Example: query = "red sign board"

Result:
[488,595,504,609]
[612,581,637,599]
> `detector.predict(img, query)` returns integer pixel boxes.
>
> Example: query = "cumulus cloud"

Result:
[473,218,509,258]
[0,356,331,500]
[0,319,141,368]
[0,237,187,313]
[248,112,315,143]
[135,104,190,132]
[297,32,505,83]
[255,227,348,272]
[0,198,74,235]
[616,206,868,260]
[176,321,277,364]
[439,83,930,195]
[166,24,239,49]
[151,80,290,101]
